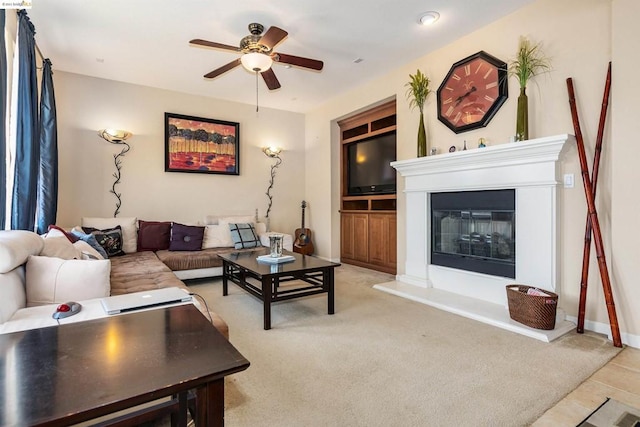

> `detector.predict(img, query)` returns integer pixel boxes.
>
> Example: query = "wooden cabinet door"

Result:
[341,213,369,262]
[368,214,397,269]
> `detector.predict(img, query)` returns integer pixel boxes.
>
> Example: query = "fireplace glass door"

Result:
[431,190,515,278]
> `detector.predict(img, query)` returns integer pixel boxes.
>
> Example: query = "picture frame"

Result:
[164,112,240,175]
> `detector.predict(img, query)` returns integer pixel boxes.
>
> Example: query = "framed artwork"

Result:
[164,112,240,175]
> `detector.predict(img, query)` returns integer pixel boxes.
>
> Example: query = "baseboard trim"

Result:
[565,315,639,349]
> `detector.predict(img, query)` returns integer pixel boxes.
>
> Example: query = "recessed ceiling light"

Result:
[418,11,440,26]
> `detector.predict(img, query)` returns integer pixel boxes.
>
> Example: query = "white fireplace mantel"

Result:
[374,134,576,342]
[392,134,572,192]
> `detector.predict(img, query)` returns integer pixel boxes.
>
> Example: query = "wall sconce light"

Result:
[97,129,133,218]
[263,146,282,158]
[98,129,132,143]
[263,146,283,230]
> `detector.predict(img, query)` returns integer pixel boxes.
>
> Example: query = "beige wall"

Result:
[54,72,305,234]
[611,0,640,342]
[306,0,638,344]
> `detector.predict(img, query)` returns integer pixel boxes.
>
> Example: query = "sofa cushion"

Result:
[219,215,255,225]
[137,220,171,252]
[229,223,261,249]
[108,252,185,295]
[25,255,111,307]
[170,223,205,251]
[156,248,224,271]
[81,217,137,253]
[82,226,126,258]
[202,224,233,249]
[0,267,26,324]
[0,230,45,273]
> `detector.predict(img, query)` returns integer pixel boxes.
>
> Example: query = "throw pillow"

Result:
[137,220,172,252]
[202,224,234,249]
[254,222,267,235]
[40,235,83,260]
[25,255,110,307]
[169,223,205,251]
[73,240,105,260]
[82,226,125,258]
[81,217,137,253]
[229,223,261,249]
[47,224,79,243]
[70,228,109,259]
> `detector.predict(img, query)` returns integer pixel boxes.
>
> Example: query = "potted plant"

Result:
[509,37,551,141]
[405,69,431,157]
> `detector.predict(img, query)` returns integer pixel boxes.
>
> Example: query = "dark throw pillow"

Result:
[169,223,205,251]
[137,220,172,252]
[81,225,125,258]
[70,229,109,259]
[229,223,260,249]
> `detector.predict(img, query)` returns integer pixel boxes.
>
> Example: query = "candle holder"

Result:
[269,233,284,257]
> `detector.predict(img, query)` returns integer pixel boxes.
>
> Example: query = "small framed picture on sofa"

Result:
[164,112,240,175]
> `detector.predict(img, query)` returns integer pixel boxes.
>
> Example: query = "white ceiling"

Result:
[27,0,535,113]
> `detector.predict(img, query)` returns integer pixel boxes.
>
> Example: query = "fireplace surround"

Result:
[375,134,575,341]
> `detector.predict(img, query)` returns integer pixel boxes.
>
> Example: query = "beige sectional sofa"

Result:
[0,216,293,339]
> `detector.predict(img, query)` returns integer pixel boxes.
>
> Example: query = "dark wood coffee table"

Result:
[219,249,341,329]
[0,304,249,427]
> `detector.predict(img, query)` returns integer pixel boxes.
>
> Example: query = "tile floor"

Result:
[533,346,640,425]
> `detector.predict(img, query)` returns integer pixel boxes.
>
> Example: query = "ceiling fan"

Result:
[190,23,324,90]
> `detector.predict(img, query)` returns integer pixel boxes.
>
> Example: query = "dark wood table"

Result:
[219,249,341,330]
[0,304,249,427]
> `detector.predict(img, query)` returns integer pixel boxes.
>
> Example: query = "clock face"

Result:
[437,51,508,134]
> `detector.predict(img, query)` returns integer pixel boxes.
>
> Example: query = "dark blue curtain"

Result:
[11,10,39,231]
[0,10,7,230]
[36,59,57,234]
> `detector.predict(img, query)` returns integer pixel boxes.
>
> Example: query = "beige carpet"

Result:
[188,264,621,427]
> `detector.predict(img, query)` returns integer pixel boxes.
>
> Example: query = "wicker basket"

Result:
[506,285,558,330]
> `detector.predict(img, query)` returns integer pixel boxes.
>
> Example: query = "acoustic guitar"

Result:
[293,200,314,255]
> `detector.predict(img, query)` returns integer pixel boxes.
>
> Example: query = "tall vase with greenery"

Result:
[406,69,431,157]
[509,36,551,141]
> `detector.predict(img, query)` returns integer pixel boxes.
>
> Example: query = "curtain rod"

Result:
[35,41,44,60]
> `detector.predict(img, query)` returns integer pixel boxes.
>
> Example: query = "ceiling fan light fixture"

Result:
[419,11,440,26]
[241,52,273,72]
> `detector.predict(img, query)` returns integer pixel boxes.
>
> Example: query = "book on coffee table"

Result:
[256,254,296,264]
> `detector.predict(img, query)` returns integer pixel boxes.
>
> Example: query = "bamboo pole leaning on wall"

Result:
[566,70,622,348]
[577,62,612,334]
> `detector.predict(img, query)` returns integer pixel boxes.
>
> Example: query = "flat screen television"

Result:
[346,132,396,195]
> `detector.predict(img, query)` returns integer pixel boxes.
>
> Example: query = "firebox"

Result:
[431,190,515,278]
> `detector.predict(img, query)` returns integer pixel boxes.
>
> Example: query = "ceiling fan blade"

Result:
[261,68,281,90]
[190,39,240,52]
[274,53,324,71]
[259,26,288,50]
[204,58,242,79]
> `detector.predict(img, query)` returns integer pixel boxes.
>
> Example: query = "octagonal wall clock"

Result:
[437,51,508,134]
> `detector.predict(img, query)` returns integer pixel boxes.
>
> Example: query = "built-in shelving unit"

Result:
[338,100,397,274]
